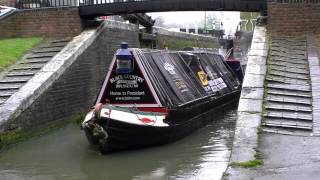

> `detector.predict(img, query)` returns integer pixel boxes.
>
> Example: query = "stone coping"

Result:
[18,7,79,12]
[0,20,134,132]
[0,5,16,20]
[229,26,268,163]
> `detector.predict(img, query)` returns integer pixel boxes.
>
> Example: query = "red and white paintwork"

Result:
[83,106,169,127]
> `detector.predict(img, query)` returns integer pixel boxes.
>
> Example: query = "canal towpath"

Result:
[225,33,320,179]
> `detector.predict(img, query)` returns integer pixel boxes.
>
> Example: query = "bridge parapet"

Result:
[0,0,15,7]
[0,7,82,38]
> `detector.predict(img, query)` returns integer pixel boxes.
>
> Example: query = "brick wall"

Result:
[0,0,15,7]
[268,1,320,36]
[0,7,82,38]
[3,21,140,131]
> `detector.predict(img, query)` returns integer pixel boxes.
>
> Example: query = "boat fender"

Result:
[92,123,108,145]
[94,103,103,120]
[103,107,112,118]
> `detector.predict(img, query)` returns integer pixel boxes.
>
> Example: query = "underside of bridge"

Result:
[122,13,155,28]
[79,0,267,18]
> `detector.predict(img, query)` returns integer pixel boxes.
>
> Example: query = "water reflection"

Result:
[0,103,237,180]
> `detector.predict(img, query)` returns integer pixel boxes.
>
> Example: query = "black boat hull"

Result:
[83,90,240,153]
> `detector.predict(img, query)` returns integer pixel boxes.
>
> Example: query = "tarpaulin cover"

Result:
[134,49,240,107]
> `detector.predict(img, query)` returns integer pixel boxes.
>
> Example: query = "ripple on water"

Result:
[0,104,238,180]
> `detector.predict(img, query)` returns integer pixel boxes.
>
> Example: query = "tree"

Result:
[154,16,166,27]
[197,13,218,30]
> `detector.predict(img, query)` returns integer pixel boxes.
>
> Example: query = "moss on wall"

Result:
[0,113,84,150]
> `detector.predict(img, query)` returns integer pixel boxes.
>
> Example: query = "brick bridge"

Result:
[77,0,267,18]
[0,0,319,37]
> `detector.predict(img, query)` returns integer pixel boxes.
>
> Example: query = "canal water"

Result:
[0,103,237,180]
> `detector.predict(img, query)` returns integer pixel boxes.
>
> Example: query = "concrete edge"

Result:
[228,26,268,163]
[307,35,320,136]
[0,20,130,131]
[0,7,16,20]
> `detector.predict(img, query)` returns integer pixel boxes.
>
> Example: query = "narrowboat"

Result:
[81,43,242,153]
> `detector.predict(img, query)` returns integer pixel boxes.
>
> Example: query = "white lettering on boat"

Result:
[127,91,145,96]
[110,75,144,84]
[115,97,141,100]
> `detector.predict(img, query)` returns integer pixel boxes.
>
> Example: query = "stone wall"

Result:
[0,7,82,38]
[154,27,219,50]
[0,21,140,132]
[268,1,320,36]
[230,25,268,163]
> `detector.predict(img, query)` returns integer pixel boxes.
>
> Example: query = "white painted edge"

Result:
[307,35,320,136]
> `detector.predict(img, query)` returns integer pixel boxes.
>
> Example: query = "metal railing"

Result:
[81,0,146,6]
[15,0,148,9]
[16,0,79,9]
[16,0,270,9]
[268,0,320,3]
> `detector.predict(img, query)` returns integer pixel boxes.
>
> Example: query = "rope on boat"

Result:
[131,104,158,126]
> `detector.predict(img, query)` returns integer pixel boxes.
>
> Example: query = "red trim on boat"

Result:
[136,107,169,115]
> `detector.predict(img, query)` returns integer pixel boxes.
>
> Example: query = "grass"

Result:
[0,37,42,71]
[230,159,263,168]
[228,138,264,169]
